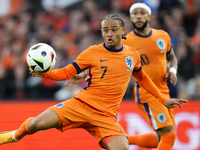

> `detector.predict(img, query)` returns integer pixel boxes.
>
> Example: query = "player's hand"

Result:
[165,72,177,85]
[65,75,83,88]
[65,73,85,88]
[29,68,45,77]
[164,98,188,109]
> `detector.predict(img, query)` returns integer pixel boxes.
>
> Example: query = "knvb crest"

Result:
[156,39,166,50]
[125,56,133,69]
[157,113,166,123]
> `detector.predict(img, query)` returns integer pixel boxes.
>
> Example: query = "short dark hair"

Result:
[101,14,127,39]
[101,14,125,27]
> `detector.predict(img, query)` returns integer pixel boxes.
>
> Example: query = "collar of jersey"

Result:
[103,43,123,52]
[133,29,152,38]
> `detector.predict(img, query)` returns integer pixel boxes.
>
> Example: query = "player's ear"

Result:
[149,14,152,20]
[121,27,125,35]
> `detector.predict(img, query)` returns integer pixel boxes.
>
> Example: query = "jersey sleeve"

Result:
[43,47,93,81]
[43,64,78,81]
[132,69,168,104]
[73,47,93,71]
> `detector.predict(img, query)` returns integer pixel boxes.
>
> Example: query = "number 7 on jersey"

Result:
[101,66,107,79]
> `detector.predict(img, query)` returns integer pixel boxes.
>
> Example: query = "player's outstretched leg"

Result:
[128,133,158,148]
[0,117,34,145]
[0,109,60,145]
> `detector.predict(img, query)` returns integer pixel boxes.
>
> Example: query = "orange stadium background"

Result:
[0,100,200,150]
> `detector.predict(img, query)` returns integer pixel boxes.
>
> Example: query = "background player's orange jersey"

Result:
[45,43,141,116]
[122,28,171,103]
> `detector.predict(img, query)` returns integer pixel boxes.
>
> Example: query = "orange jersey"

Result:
[122,28,171,103]
[44,43,141,116]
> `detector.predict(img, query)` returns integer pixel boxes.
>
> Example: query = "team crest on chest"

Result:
[156,39,166,53]
[125,56,133,69]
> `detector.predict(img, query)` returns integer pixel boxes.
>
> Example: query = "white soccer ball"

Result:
[27,43,57,73]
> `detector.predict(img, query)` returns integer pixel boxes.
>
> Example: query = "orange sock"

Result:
[157,132,176,150]
[14,117,35,140]
[128,133,158,148]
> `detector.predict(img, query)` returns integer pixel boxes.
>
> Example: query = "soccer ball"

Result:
[27,43,57,73]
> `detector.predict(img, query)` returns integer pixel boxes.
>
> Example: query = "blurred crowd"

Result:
[0,0,200,100]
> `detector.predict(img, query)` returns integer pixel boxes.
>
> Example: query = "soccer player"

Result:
[0,14,186,150]
[122,1,179,150]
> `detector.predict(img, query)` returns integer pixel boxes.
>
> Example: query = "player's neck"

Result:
[135,27,151,36]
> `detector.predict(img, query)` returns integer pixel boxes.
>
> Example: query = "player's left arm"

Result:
[132,69,187,109]
[165,39,178,85]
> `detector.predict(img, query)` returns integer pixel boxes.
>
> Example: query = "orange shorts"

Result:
[48,97,127,148]
[137,99,175,130]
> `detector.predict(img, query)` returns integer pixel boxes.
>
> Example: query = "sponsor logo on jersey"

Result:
[55,102,65,108]
[156,39,166,53]
[100,59,109,62]
[125,56,133,69]
[157,113,166,123]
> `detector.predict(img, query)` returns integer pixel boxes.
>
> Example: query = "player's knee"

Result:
[107,144,129,150]
[120,144,129,150]
[106,135,129,150]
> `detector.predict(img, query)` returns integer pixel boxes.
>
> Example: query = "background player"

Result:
[0,14,186,150]
[122,1,179,150]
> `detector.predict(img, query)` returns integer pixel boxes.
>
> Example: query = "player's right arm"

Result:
[29,47,92,81]
[29,63,78,81]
